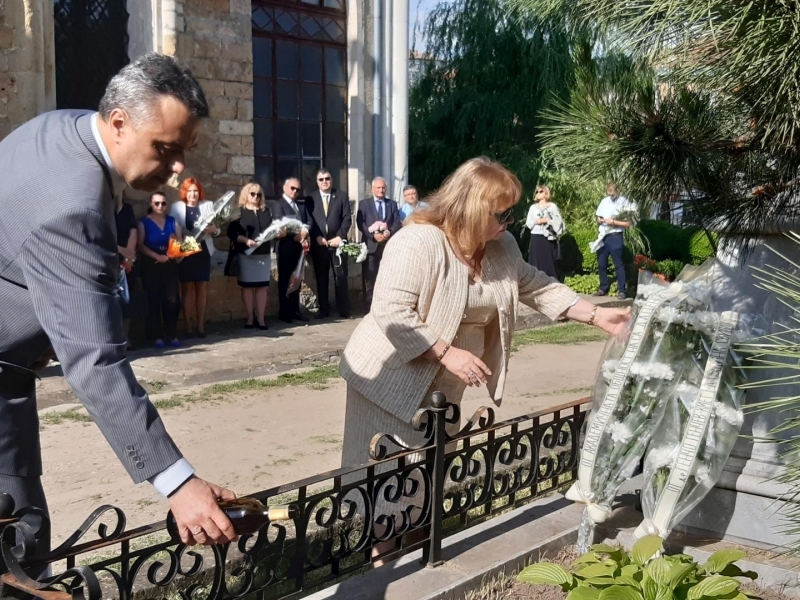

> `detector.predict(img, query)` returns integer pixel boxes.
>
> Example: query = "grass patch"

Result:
[143,379,169,392]
[512,323,608,352]
[39,408,93,428]
[522,385,592,399]
[41,365,342,429]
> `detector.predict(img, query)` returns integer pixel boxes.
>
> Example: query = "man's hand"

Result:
[603,218,614,225]
[168,476,238,546]
[277,228,287,238]
[316,236,328,247]
[328,236,342,248]
[246,239,258,249]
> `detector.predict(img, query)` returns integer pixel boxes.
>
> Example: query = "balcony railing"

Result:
[0,393,589,600]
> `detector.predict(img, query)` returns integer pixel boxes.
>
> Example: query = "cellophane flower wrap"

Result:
[192,191,239,243]
[336,241,368,264]
[244,216,306,256]
[635,276,748,540]
[566,264,716,526]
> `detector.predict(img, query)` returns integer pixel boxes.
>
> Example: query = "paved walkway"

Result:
[35,294,629,409]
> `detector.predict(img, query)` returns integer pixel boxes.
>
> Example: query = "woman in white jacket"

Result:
[525,185,564,279]
[170,178,219,337]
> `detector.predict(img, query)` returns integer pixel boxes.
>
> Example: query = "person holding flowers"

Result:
[339,157,631,480]
[137,191,183,348]
[226,182,278,330]
[170,178,218,338]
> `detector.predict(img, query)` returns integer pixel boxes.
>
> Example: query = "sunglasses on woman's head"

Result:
[492,207,515,224]
[249,192,263,198]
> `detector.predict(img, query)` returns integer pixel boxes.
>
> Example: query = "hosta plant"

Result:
[518,535,759,600]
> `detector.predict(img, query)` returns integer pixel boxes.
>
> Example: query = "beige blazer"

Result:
[340,224,578,423]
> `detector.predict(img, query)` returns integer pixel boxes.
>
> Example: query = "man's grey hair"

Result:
[403,185,417,193]
[284,176,301,185]
[98,53,209,126]
[372,177,387,186]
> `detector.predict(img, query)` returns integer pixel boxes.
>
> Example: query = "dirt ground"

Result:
[40,340,605,544]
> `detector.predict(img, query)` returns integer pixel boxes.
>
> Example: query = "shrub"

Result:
[518,535,759,600]
[564,274,618,296]
[689,229,718,265]
[655,259,686,281]
[638,220,692,262]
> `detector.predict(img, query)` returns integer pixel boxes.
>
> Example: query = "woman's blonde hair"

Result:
[536,185,551,202]
[408,157,522,258]
[238,182,265,209]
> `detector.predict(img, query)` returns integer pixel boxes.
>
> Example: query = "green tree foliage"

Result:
[409,0,579,197]
[507,0,800,249]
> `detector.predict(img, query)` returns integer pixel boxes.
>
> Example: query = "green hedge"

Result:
[689,229,718,265]
[564,274,618,295]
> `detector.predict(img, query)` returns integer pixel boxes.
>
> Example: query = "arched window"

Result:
[54,0,130,110]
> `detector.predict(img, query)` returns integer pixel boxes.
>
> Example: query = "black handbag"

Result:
[224,244,240,278]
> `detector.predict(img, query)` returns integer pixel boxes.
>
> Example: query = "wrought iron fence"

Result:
[0,394,588,600]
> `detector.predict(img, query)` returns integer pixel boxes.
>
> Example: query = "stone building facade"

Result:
[0,0,410,321]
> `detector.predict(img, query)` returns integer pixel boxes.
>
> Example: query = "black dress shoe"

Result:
[258,323,269,330]
[294,313,310,322]
[197,331,207,339]
[244,322,254,329]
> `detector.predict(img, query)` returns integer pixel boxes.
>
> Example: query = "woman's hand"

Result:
[246,239,258,249]
[594,306,631,337]
[155,254,169,264]
[440,346,492,387]
[277,228,287,238]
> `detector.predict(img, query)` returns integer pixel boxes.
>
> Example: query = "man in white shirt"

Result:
[594,183,634,299]
[271,177,310,323]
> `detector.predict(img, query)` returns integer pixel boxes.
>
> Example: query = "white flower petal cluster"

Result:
[714,402,744,427]
[601,359,619,381]
[630,361,675,381]
[608,421,634,445]
[646,445,678,470]
[693,463,713,486]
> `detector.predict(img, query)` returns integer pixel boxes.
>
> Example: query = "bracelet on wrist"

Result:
[436,343,451,362]
[588,306,598,327]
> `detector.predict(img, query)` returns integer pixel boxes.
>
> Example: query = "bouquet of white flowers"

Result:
[566,263,717,533]
[634,310,747,540]
[244,216,306,256]
[335,241,368,265]
[589,209,639,253]
[191,191,238,243]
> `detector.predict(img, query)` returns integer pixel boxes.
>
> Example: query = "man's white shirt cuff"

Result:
[148,458,195,497]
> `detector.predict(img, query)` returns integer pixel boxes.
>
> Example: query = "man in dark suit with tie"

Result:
[306,169,352,319]
[270,177,311,323]
[0,54,238,560]
[356,176,402,306]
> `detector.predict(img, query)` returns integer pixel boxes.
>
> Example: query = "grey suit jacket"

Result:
[0,110,183,480]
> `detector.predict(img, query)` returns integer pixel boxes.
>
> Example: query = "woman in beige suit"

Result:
[340,157,630,467]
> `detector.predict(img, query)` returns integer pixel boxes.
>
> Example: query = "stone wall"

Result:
[0,0,55,140]
[169,0,255,201]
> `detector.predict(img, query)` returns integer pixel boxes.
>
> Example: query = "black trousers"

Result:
[362,245,385,307]
[0,368,51,577]
[311,245,350,317]
[141,260,181,340]
[278,247,303,320]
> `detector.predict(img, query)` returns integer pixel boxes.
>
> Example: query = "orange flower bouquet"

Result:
[166,236,202,258]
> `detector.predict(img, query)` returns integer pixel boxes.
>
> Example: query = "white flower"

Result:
[694,464,713,486]
[630,362,675,380]
[608,421,634,445]
[601,359,619,381]
[714,402,744,427]
[636,283,666,300]
[646,445,678,470]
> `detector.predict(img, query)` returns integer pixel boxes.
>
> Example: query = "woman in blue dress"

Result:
[137,191,183,348]
[170,178,218,338]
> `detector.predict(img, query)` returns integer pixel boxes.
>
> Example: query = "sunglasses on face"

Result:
[318,177,331,182]
[492,207,515,224]
[153,202,167,207]
[289,186,301,192]
[536,190,545,194]
[249,192,263,198]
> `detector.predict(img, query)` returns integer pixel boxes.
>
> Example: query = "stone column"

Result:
[675,235,800,549]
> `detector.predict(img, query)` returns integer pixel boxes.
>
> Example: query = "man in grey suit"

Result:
[0,53,237,561]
